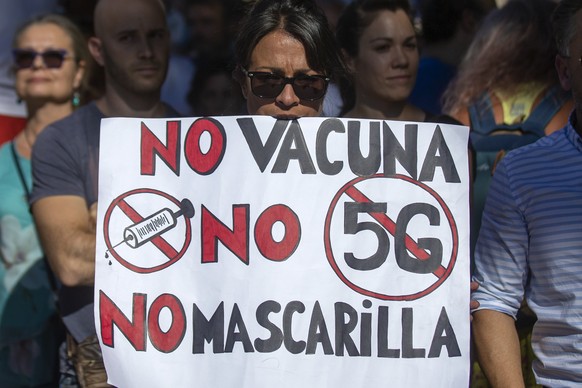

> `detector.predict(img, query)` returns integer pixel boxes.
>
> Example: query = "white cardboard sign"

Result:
[95,116,470,388]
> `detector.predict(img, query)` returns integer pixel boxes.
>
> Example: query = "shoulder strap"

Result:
[10,141,31,201]
[468,93,496,135]
[10,141,59,293]
[521,85,570,135]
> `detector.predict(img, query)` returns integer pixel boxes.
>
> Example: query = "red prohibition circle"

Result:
[324,174,459,301]
[103,188,192,274]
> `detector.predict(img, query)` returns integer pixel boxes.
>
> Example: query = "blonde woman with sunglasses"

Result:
[0,13,88,386]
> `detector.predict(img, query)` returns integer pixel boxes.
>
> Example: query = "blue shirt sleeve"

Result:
[472,155,529,319]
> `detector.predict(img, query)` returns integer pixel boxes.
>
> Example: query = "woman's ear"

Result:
[341,48,356,74]
[73,60,86,90]
[240,82,249,99]
[555,54,572,92]
[232,66,249,99]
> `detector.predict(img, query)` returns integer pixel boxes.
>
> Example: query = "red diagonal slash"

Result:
[345,186,446,278]
[116,199,178,259]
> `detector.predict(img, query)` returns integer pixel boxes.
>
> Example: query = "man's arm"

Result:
[471,149,530,387]
[33,195,97,287]
[472,309,524,388]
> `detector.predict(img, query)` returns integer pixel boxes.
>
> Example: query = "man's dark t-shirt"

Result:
[31,101,179,342]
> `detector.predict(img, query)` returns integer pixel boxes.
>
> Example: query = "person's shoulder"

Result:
[68,102,104,122]
[507,126,567,158]
[39,102,102,141]
[35,102,103,159]
[0,142,12,171]
[0,141,11,155]
[499,126,569,173]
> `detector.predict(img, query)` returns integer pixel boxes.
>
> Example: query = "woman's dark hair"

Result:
[233,0,345,82]
[335,0,413,115]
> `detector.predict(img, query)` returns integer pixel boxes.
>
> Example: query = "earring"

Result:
[16,97,22,104]
[72,91,80,108]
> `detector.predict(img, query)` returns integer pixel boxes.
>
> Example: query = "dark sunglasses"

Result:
[242,68,330,101]
[12,49,70,70]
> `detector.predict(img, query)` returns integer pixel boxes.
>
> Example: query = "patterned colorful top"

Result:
[0,141,59,386]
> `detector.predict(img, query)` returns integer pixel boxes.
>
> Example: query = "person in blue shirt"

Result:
[471,0,582,385]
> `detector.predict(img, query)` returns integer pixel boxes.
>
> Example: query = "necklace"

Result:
[20,127,35,151]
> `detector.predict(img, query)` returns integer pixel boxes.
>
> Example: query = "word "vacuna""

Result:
[139,118,461,183]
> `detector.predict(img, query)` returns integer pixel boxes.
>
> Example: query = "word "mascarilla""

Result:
[99,291,461,359]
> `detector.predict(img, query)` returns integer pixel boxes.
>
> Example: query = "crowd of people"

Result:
[0,0,580,387]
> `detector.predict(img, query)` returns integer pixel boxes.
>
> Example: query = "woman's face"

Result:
[241,29,325,118]
[14,23,84,105]
[348,9,418,104]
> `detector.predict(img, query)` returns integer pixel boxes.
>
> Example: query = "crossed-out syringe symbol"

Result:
[105,198,194,260]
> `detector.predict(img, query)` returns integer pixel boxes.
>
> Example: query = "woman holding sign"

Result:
[232,0,346,118]
[0,13,89,386]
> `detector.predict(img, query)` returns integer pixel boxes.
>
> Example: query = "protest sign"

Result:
[95,116,470,387]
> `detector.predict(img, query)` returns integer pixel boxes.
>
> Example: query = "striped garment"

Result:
[472,116,582,386]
